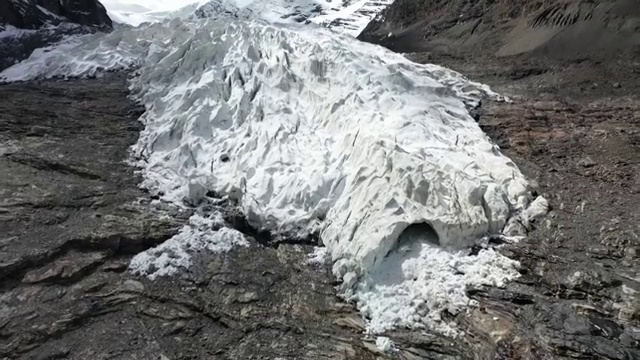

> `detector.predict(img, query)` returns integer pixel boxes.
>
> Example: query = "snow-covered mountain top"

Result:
[0,0,111,72]
[101,0,392,35]
[1,0,112,30]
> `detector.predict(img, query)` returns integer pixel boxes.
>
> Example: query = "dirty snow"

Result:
[355,224,519,335]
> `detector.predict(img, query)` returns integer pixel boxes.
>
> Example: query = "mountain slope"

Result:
[0,0,111,30]
[0,0,112,71]
[359,0,640,61]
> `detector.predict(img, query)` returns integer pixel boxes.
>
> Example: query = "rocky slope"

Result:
[359,0,640,61]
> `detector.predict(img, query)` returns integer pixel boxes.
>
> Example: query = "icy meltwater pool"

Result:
[0,0,547,335]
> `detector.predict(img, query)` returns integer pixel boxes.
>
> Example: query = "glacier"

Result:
[101,0,394,36]
[0,0,545,335]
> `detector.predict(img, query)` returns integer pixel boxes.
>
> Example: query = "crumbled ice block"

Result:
[1,14,542,334]
[525,196,549,223]
[307,246,328,266]
[375,336,395,353]
[355,225,520,335]
[129,213,249,280]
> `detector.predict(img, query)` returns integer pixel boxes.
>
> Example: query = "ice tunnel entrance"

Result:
[356,220,518,334]
[393,222,440,253]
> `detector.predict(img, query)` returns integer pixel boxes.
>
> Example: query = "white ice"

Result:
[375,336,395,353]
[101,0,202,26]
[0,2,544,334]
[356,224,519,335]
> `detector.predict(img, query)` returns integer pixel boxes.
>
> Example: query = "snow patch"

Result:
[307,246,328,266]
[100,0,197,25]
[129,212,249,280]
[311,0,395,36]
[525,196,549,223]
[0,25,36,40]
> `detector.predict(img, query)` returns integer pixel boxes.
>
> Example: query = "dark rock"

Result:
[588,245,611,258]
[236,291,259,304]
[564,269,621,295]
[618,302,640,325]
[625,246,638,260]
[57,0,112,29]
[22,251,109,284]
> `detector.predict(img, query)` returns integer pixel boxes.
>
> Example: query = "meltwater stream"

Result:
[0,0,547,335]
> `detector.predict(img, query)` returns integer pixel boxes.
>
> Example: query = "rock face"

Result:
[358,0,640,61]
[0,0,112,72]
